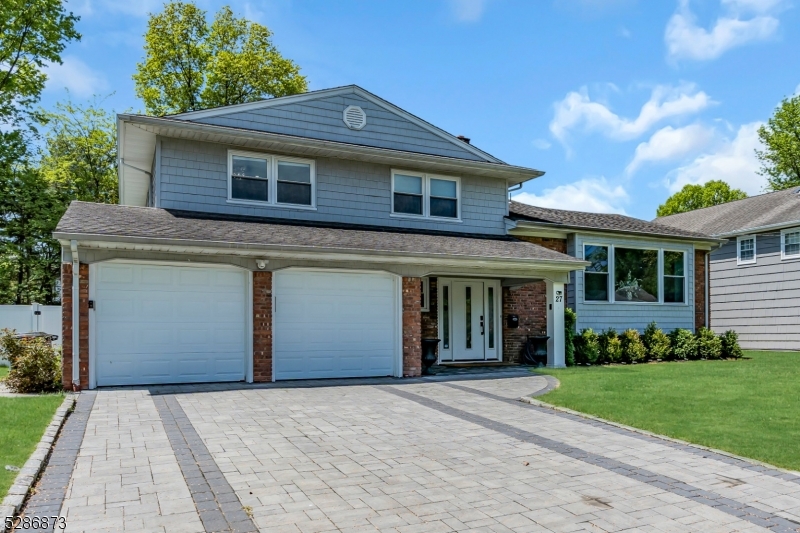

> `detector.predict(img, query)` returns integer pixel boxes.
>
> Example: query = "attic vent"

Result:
[343,105,367,130]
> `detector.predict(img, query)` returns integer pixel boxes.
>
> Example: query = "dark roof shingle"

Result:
[508,201,716,241]
[653,188,800,236]
[55,202,585,264]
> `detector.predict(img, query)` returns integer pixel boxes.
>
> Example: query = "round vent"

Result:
[343,105,367,130]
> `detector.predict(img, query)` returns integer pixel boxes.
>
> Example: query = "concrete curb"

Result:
[519,387,800,478]
[1,393,76,530]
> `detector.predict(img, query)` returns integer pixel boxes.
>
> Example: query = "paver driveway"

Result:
[20,373,800,533]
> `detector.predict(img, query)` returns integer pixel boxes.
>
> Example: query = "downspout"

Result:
[70,240,80,389]
[705,251,709,328]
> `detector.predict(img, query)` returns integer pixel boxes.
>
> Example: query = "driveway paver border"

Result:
[151,394,258,533]
[383,384,800,533]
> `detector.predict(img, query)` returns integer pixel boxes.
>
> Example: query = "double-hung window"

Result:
[229,150,315,208]
[584,245,609,301]
[737,235,756,265]
[782,229,800,259]
[391,170,460,220]
[663,251,685,303]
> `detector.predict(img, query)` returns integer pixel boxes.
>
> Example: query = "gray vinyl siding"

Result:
[157,137,508,235]
[191,93,486,162]
[709,231,800,350]
[572,233,695,333]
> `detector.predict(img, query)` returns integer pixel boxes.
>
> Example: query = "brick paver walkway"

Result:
[27,375,800,532]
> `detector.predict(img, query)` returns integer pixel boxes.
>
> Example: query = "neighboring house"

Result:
[54,85,588,389]
[655,188,800,350]
[506,202,721,335]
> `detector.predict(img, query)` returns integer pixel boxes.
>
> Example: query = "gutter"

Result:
[53,233,589,272]
[69,240,79,389]
[512,219,723,244]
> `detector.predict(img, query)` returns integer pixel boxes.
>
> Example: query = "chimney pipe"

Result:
[457,135,471,144]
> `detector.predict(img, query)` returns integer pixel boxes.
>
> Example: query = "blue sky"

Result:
[41,0,800,219]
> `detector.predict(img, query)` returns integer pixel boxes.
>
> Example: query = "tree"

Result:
[38,98,118,204]
[656,180,748,217]
[756,94,800,191]
[0,0,80,155]
[133,2,307,116]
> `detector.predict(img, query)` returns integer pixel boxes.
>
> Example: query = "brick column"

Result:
[253,271,273,382]
[61,262,89,390]
[402,277,422,377]
[694,250,707,331]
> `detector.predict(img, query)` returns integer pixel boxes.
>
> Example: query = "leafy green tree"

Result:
[656,180,748,217]
[757,94,800,191]
[39,98,118,204]
[134,2,307,116]
[0,0,80,155]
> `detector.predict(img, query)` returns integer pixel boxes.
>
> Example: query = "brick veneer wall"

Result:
[694,250,707,331]
[253,271,273,382]
[421,277,438,339]
[402,277,422,377]
[502,236,568,363]
[61,262,89,390]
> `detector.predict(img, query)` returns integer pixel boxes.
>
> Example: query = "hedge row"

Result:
[571,321,743,366]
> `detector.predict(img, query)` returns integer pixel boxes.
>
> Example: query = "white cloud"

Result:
[449,0,488,22]
[513,178,629,214]
[550,83,712,143]
[532,138,552,150]
[626,124,715,175]
[44,56,108,97]
[665,0,780,62]
[665,122,766,195]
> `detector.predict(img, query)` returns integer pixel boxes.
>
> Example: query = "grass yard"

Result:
[0,366,7,380]
[0,395,64,500]
[537,351,800,471]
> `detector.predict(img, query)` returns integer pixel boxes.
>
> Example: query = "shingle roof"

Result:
[653,187,800,236]
[55,202,585,264]
[508,201,717,241]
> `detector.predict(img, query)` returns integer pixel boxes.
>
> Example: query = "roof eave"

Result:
[713,219,800,238]
[511,219,723,244]
[54,232,588,272]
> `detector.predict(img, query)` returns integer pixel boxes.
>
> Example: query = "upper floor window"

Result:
[737,235,755,265]
[782,229,800,259]
[228,150,315,208]
[583,244,686,304]
[391,170,460,220]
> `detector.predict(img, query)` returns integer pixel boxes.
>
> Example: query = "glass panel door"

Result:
[452,281,485,361]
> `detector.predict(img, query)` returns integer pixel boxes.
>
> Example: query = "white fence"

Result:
[0,304,62,366]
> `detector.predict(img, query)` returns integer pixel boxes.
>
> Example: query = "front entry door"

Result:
[452,281,485,361]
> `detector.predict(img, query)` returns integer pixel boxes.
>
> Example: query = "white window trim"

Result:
[390,169,462,222]
[737,235,756,265]
[420,277,430,312]
[582,243,688,306]
[780,228,800,260]
[227,149,317,210]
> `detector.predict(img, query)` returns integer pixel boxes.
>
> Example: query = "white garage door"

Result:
[94,263,247,386]
[274,270,397,380]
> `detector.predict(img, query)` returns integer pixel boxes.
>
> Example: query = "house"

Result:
[506,202,721,336]
[55,85,590,389]
[655,188,800,350]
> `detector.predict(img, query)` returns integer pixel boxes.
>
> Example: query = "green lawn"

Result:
[0,366,7,380]
[537,351,800,471]
[0,395,64,500]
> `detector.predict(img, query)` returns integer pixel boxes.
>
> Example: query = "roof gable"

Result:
[172,85,501,163]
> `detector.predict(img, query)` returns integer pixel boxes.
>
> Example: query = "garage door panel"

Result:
[274,270,397,380]
[95,263,246,386]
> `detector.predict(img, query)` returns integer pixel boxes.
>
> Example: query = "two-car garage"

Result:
[91,262,399,387]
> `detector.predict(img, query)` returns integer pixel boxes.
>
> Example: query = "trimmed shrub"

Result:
[564,308,577,367]
[598,329,622,364]
[619,329,646,363]
[669,328,697,361]
[696,327,722,360]
[720,330,743,359]
[0,329,27,366]
[642,322,671,361]
[2,333,61,393]
[575,328,600,365]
